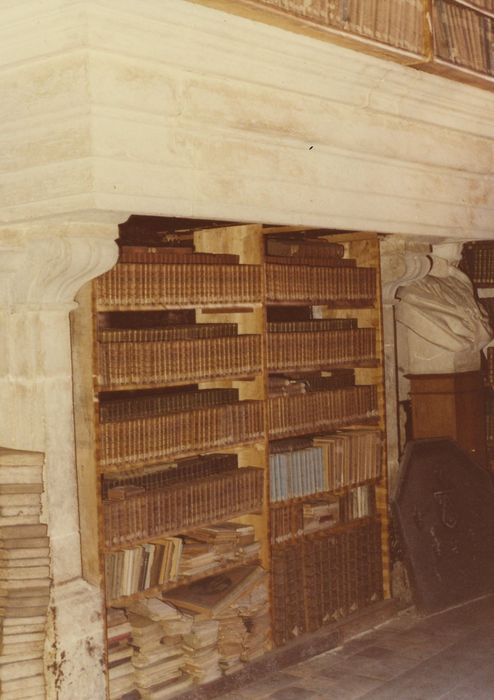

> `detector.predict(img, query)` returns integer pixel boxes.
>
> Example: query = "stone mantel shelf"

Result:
[2,0,494,236]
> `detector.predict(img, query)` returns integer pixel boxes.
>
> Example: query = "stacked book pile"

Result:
[314,429,382,489]
[267,321,376,371]
[119,247,239,265]
[103,465,264,547]
[182,620,222,683]
[271,518,383,644]
[95,261,263,309]
[340,485,376,522]
[99,389,264,469]
[265,264,376,305]
[107,608,136,699]
[127,599,192,700]
[179,522,260,578]
[0,449,49,700]
[98,324,261,388]
[328,0,425,53]
[105,537,183,601]
[164,565,271,674]
[433,0,492,74]
[268,384,378,439]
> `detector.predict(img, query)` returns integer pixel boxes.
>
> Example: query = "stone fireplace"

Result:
[2,1,494,697]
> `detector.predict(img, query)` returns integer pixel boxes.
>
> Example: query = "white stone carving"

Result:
[396,243,493,373]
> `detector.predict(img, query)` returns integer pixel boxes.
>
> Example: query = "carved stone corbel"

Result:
[0,219,119,699]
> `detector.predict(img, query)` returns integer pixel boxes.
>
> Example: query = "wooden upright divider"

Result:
[71,219,390,699]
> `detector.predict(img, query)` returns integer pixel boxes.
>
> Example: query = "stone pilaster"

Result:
[0,220,119,699]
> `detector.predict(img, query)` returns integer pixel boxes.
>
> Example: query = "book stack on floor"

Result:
[0,448,50,700]
[107,608,136,699]
[163,565,271,675]
[126,599,193,700]
[182,620,222,683]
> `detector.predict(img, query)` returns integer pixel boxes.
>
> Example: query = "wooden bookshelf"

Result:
[265,230,390,647]
[71,220,389,698]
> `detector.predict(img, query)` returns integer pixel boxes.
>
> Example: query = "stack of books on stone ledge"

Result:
[107,608,137,699]
[0,448,50,700]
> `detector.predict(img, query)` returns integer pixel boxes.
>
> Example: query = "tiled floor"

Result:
[217,594,494,700]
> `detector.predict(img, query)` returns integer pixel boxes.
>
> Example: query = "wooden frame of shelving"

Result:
[71,220,390,698]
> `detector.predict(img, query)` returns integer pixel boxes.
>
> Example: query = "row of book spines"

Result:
[269,492,376,545]
[268,385,378,438]
[104,537,182,600]
[95,264,263,307]
[98,402,264,470]
[104,544,259,602]
[329,0,424,52]
[463,248,494,283]
[99,323,239,343]
[270,518,383,645]
[265,265,376,303]
[269,436,382,502]
[94,263,376,307]
[260,0,425,54]
[102,454,237,495]
[97,330,376,388]
[97,335,262,387]
[433,0,493,74]
[119,249,240,265]
[267,329,377,369]
[98,318,360,343]
[100,388,239,423]
[98,387,377,468]
[103,467,264,547]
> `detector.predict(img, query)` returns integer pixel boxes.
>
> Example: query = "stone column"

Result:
[0,220,119,699]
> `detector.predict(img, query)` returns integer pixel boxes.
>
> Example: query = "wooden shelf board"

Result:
[107,554,262,607]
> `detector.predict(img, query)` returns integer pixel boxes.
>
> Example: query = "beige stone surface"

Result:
[1,1,494,237]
